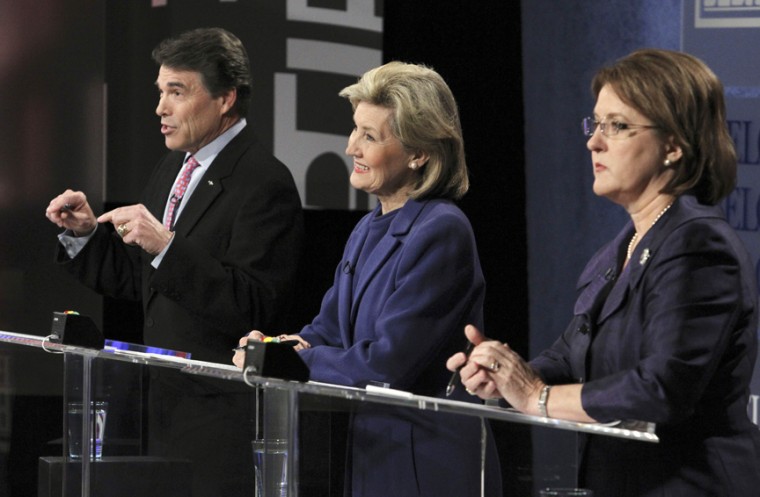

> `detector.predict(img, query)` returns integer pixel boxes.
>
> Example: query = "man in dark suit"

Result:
[46,27,303,496]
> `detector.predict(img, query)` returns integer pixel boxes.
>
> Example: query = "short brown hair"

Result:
[591,48,735,205]
[152,27,252,118]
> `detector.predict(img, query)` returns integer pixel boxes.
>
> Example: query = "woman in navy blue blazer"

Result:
[235,62,502,497]
[450,49,760,496]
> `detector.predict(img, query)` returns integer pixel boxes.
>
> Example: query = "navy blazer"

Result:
[532,194,760,496]
[299,198,502,497]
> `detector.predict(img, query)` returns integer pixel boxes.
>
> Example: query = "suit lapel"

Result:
[348,200,427,323]
[573,231,622,321]
[145,153,183,219]
[337,213,372,345]
[142,128,254,307]
[597,197,696,323]
[171,127,253,236]
[170,174,222,235]
[142,153,184,306]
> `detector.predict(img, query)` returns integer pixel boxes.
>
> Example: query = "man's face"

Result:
[154,65,231,154]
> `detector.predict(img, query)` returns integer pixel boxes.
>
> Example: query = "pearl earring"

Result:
[409,162,418,170]
[664,159,671,167]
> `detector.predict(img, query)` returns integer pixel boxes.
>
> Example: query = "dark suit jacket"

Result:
[57,126,303,496]
[532,194,760,496]
[58,125,304,363]
[298,198,502,497]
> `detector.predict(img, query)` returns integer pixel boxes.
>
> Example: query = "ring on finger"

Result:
[116,223,130,237]
[465,388,476,395]
[490,361,500,372]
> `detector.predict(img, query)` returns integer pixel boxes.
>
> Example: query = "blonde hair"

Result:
[339,61,469,200]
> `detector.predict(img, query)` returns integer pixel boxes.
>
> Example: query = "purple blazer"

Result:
[298,198,502,497]
[532,194,760,496]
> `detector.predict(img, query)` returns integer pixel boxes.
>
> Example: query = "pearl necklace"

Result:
[626,201,674,261]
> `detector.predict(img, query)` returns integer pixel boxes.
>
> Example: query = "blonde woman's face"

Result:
[345,102,417,210]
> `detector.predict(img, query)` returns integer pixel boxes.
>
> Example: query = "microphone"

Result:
[343,261,354,274]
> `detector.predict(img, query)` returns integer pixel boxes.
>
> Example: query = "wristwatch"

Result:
[538,385,552,418]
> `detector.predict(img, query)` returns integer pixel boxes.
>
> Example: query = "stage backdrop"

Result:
[683,0,760,425]
[107,0,383,211]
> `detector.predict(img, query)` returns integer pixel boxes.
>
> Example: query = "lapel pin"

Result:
[639,248,651,265]
[207,180,214,186]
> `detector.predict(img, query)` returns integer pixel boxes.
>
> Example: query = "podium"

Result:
[0,330,657,496]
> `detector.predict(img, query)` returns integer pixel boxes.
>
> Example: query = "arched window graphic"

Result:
[306,152,368,209]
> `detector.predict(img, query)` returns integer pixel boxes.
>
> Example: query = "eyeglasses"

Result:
[582,117,659,138]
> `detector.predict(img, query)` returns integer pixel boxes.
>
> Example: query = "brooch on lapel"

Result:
[639,248,651,265]
[635,201,672,266]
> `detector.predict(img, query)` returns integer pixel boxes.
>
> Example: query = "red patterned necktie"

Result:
[164,156,201,230]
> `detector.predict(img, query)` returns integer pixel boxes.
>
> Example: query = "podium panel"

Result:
[38,456,192,497]
[0,331,657,497]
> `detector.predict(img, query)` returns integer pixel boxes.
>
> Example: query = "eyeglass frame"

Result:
[582,116,660,138]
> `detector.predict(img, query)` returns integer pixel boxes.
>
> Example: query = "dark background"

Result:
[383,1,527,351]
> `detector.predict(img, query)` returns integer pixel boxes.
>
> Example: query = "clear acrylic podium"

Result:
[0,330,657,496]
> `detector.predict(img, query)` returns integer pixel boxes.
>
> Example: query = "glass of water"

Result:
[252,438,288,497]
[67,401,108,460]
